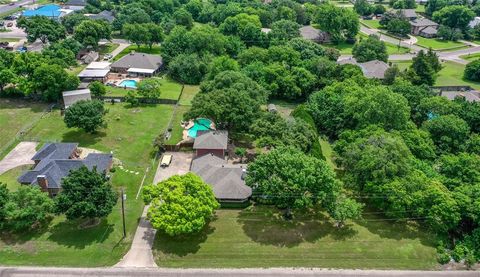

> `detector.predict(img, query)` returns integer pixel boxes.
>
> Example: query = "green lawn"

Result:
[460,52,480,62]
[331,33,410,55]
[165,106,189,145]
[0,165,30,191]
[361,19,381,29]
[414,36,467,51]
[0,38,19,42]
[0,103,174,266]
[0,99,47,156]
[319,138,336,170]
[415,4,426,13]
[153,208,438,269]
[106,78,182,101]
[112,45,161,61]
[99,43,119,55]
[178,85,200,106]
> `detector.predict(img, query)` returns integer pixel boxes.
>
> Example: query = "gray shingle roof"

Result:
[19,143,112,189]
[299,25,330,42]
[441,90,480,102]
[359,60,389,79]
[111,52,163,71]
[193,131,228,150]
[63,89,91,108]
[191,153,251,201]
[397,9,417,18]
[87,10,115,22]
[410,18,438,27]
[66,0,86,6]
[420,26,438,35]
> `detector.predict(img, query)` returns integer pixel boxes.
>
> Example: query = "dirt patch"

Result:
[77,147,103,159]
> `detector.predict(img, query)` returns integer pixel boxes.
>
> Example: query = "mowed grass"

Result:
[178,85,200,106]
[392,60,480,90]
[0,103,174,266]
[0,165,29,191]
[460,52,480,62]
[0,99,47,149]
[113,45,161,61]
[361,19,381,29]
[331,33,410,55]
[153,208,438,269]
[414,36,467,51]
[106,78,182,101]
[165,106,189,145]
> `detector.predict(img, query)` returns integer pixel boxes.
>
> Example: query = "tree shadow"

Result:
[152,221,215,257]
[0,222,51,245]
[238,207,358,247]
[61,129,106,147]
[47,218,114,249]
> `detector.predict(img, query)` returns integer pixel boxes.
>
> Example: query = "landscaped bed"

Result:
[0,103,174,266]
[153,207,438,269]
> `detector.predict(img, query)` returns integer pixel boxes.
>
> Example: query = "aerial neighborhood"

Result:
[2,0,480,275]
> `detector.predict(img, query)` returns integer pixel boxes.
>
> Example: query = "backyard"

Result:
[106,77,183,101]
[0,102,174,266]
[153,207,438,269]
[112,45,161,61]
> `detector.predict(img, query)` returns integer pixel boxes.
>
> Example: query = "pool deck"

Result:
[181,119,216,141]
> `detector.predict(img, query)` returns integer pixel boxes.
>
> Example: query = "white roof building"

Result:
[63,89,91,108]
[86,61,111,70]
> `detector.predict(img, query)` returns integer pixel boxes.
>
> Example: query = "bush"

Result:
[89,81,106,97]
[437,252,451,264]
[464,60,480,81]
[452,244,467,262]
[125,90,139,106]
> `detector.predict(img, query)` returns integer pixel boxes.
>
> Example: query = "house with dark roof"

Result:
[395,9,418,20]
[299,25,330,43]
[65,0,87,11]
[337,58,390,79]
[193,131,228,158]
[190,131,252,203]
[410,18,439,37]
[18,143,113,197]
[86,10,115,22]
[110,52,163,77]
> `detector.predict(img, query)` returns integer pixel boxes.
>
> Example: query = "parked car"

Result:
[6,22,13,27]
[160,154,172,167]
[103,53,113,60]
[16,46,27,53]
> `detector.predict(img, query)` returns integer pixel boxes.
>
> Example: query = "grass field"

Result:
[178,85,200,106]
[153,207,438,269]
[0,165,29,191]
[0,103,174,266]
[0,99,47,153]
[460,52,480,62]
[360,19,381,29]
[392,60,480,90]
[0,38,19,42]
[415,5,426,13]
[99,43,119,55]
[106,78,182,101]
[113,45,161,61]
[414,36,467,51]
[165,106,189,145]
[331,33,410,55]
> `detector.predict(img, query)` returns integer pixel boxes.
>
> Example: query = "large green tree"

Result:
[352,34,388,62]
[74,20,112,49]
[64,100,107,133]
[31,64,79,101]
[137,77,162,98]
[433,5,475,32]
[18,16,66,44]
[56,166,117,223]
[142,173,219,236]
[315,4,359,42]
[423,114,470,154]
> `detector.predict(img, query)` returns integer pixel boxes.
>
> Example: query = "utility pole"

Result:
[121,188,126,238]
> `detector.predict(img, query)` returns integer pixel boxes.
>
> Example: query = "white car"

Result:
[160,154,172,167]
[103,54,113,60]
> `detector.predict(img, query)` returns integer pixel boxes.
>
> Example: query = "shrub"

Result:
[464,60,480,81]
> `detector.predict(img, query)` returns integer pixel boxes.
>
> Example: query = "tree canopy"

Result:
[64,100,107,133]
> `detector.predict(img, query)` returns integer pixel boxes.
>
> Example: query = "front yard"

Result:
[0,102,174,266]
[414,37,467,51]
[331,33,410,55]
[153,207,438,269]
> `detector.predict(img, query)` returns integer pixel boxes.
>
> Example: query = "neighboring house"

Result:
[62,89,91,108]
[193,131,228,158]
[338,58,390,79]
[110,52,163,77]
[410,18,439,37]
[80,51,99,64]
[393,9,418,20]
[299,25,330,43]
[441,90,480,102]
[86,61,111,70]
[86,10,115,22]
[22,4,72,20]
[64,0,86,11]
[190,131,252,203]
[18,143,113,197]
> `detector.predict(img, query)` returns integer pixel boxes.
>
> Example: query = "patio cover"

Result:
[78,69,109,78]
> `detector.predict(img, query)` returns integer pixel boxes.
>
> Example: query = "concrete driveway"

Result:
[153,152,193,184]
[0,142,37,175]
[115,151,194,268]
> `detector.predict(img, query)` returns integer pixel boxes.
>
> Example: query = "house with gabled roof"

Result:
[337,58,390,79]
[110,52,163,77]
[299,25,331,43]
[18,143,113,197]
[190,131,252,203]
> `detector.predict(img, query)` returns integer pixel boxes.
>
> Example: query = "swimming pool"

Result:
[118,79,138,89]
[188,118,213,138]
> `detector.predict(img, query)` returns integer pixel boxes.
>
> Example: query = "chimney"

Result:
[37,175,48,192]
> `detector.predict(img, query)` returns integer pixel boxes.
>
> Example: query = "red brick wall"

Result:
[196,149,224,158]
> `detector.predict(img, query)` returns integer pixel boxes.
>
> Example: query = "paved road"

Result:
[360,26,424,52]
[0,0,31,15]
[0,141,36,175]
[1,267,479,277]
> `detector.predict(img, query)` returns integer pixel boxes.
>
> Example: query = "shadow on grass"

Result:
[0,222,51,245]
[238,207,357,247]
[47,218,114,249]
[152,222,215,257]
[61,130,106,147]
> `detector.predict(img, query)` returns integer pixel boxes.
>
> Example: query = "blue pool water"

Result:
[118,79,138,89]
[188,118,213,138]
